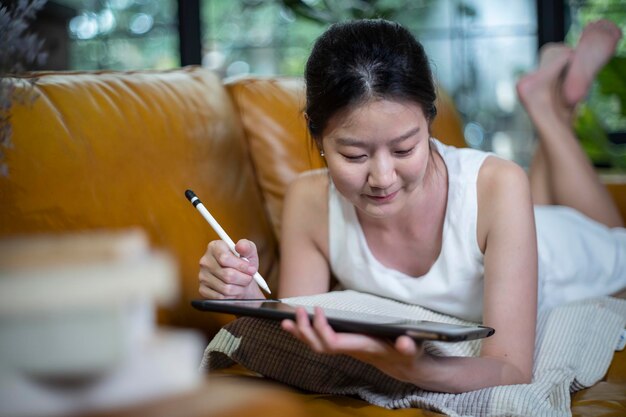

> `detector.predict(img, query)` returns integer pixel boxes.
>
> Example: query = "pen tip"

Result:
[185,189,196,201]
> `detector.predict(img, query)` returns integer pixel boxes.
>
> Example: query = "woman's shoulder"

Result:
[288,168,329,194]
[284,169,330,214]
[282,169,330,255]
[477,157,531,222]
[478,156,529,191]
[475,157,533,252]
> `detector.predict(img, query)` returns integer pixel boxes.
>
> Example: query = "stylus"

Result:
[185,189,272,294]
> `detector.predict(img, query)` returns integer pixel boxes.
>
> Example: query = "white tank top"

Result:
[328,139,491,322]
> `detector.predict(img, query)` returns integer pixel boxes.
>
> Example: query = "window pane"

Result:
[54,0,179,70]
[202,0,325,77]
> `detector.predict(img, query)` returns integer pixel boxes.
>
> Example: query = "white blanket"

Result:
[201,291,626,417]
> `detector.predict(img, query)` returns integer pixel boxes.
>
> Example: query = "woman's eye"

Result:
[394,147,414,156]
[341,154,366,161]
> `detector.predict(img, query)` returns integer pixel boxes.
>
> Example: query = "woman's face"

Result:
[321,98,432,219]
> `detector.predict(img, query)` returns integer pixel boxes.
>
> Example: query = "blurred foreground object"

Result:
[0,229,203,416]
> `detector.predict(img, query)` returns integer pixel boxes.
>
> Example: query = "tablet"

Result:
[191,299,495,342]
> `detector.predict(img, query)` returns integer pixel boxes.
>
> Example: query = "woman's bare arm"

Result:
[278,171,332,298]
[477,156,538,384]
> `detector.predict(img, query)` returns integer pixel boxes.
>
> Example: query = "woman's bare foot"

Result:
[517,46,571,123]
[538,43,573,70]
[562,19,622,106]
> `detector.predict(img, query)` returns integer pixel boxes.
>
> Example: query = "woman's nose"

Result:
[367,154,396,189]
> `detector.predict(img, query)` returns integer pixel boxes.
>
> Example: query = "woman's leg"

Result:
[528,142,552,206]
[517,22,624,228]
[526,44,572,207]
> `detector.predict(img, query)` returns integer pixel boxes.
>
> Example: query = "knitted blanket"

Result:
[201,291,626,417]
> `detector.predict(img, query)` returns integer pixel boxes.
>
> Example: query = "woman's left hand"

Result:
[281,306,426,383]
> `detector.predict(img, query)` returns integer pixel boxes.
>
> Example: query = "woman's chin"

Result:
[357,201,401,219]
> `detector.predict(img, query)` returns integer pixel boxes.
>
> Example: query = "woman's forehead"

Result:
[324,99,426,139]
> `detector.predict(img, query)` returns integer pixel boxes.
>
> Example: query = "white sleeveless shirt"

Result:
[328,139,626,323]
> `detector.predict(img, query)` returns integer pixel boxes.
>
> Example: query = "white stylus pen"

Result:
[185,189,271,294]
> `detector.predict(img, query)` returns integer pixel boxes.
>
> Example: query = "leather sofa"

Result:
[1,66,624,416]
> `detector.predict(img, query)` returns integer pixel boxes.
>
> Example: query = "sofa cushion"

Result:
[0,67,279,334]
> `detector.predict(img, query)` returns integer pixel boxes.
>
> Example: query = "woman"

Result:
[198,19,626,393]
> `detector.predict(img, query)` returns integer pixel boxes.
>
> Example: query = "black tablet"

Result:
[191,299,494,342]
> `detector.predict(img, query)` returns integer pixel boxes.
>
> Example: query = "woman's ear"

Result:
[315,137,324,157]
[303,112,312,133]
[304,112,324,156]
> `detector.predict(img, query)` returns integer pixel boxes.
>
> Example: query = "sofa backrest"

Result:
[0,67,279,334]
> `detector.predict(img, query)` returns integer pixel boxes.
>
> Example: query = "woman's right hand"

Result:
[198,239,265,299]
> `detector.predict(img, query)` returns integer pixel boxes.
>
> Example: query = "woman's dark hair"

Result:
[305,19,437,140]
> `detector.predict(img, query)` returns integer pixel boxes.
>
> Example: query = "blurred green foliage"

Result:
[575,57,626,170]
[278,0,410,23]
[598,56,626,117]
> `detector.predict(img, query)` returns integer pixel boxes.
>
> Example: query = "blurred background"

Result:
[27,0,626,169]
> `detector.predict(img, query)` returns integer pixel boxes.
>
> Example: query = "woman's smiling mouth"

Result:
[364,189,400,203]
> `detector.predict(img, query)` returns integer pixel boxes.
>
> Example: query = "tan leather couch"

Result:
[1,67,624,416]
